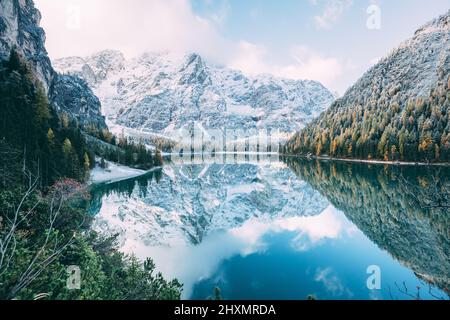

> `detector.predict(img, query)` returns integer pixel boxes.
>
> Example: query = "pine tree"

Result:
[62,138,81,179]
[62,138,73,156]
[47,128,55,141]
[285,80,449,163]
[61,114,70,129]
[83,152,91,179]
[154,150,163,167]
[7,48,23,72]
[100,157,107,169]
[34,84,50,127]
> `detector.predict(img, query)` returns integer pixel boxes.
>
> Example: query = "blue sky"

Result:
[35,0,449,94]
[190,0,450,93]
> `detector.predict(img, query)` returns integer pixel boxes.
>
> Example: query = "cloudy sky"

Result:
[34,0,449,94]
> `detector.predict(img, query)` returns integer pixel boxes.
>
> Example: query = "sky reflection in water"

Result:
[91,161,449,300]
[132,206,443,300]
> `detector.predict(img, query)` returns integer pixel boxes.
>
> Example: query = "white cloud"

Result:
[229,42,345,90]
[279,46,344,88]
[208,0,231,26]
[312,0,353,30]
[34,0,229,60]
[230,205,354,252]
[34,0,349,92]
[314,267,354,297]
[228,41,270,76]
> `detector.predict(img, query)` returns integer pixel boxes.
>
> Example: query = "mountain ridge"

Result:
[53,50,335,137]
[284,10,450,163]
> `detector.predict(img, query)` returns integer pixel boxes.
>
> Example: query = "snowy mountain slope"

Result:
[285,10,450,160]
[341,10,449,103]
[91,161,329,247]
[54,51,335,137]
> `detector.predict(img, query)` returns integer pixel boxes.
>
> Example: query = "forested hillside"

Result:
[1,49,94,186]
[0,50,181,300]
[284,11,450,163]
[0,0,175,299]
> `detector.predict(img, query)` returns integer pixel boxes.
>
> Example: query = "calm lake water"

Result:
[89,156,449,300]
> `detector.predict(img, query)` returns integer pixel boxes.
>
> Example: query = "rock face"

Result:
[50,75,105,129]
[0,0,53,91]
[0,0,106,130]
[54,51,335,136]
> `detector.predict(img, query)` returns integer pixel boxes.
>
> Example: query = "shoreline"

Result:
[281,154,450,167]
[89,162,163,186]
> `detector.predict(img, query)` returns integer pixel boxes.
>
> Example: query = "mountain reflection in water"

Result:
[89,156,449,300]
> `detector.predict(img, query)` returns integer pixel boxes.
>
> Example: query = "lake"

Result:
[89,155,449,300]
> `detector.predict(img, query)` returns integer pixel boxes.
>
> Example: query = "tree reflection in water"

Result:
[283,157,449,298]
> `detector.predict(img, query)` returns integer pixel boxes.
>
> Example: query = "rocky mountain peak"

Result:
[178,53,211,85]
[414,9,449,36]
[54,50,335,136]
[56,49,126,88]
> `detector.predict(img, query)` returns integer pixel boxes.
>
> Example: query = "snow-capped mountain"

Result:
[54,51,335,137]
[90,161,329,247]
